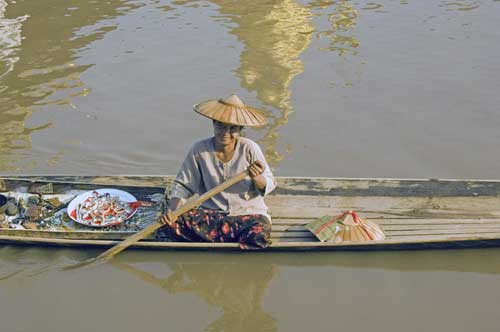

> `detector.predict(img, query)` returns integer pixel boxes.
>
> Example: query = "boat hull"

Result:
[2,234,500,251]
[1,175,500,251]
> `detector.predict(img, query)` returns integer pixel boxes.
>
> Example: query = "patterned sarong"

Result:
[156,208,271,250]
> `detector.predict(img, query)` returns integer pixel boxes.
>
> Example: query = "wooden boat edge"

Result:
[2,233,500,251]
[2,175,500,250]
[4,174,500,198]
[5,174,500,183]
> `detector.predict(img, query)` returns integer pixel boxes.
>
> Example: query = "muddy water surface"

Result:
[1,248,500,332]
[1,0,500,331]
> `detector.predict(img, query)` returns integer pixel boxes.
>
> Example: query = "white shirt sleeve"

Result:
[247,140,277,196]
[170,145,202,200]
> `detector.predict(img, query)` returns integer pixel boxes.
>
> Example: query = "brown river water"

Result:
[1,0,500,331]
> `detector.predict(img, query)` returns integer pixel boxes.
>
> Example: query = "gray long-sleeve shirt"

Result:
[170,137,277,218]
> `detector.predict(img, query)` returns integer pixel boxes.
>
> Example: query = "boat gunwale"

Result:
[4,174,500,183]
[4,175,500,199]
[2,234,500,251]
[2,175,500,250]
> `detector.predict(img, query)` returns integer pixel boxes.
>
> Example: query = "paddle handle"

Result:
[170,170,249,219]
[94,169,250,263]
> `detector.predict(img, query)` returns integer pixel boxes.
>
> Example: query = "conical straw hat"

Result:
[306,210,385,243]
[193,94,268,127]
[332,211,385,243]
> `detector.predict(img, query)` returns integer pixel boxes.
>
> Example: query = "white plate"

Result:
[68,188,138,227]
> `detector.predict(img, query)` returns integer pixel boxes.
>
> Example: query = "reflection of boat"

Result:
[1,175,500,250]
[115,249,500,276]
[111,257,278,331]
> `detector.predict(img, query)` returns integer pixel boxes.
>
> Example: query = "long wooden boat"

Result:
[1,175,500,251]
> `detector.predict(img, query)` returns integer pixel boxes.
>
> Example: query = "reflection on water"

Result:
[440,1,480,11]
[316,0,359,55]
[0,0,35,170]
[112,258,278,332]
[229,0,314,166]
[2,248,500,281]
[213,0,358,166]
[0,0,361,171]
[171,0,359,166]
[0,0,28,88]
[2,248,500,331]
[171,0,316,166]
[0,0,141,170]
[362,2,384,11]
[112,249,500,276]
[0,0,497,175]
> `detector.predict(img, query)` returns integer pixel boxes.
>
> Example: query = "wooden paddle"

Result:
[64,168,250,270]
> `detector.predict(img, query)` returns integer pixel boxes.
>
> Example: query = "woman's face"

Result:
[213,121,242,146]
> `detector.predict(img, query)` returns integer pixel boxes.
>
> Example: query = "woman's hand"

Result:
[249,160,265,179]
[249,160,267,192]
[160,197,182,225]
[160,210,177,226]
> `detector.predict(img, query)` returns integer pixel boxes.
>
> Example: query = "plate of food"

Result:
[67,189,139,227]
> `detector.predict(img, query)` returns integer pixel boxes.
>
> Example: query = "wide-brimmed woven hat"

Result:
[193,94,268,127]
[305,210,385,243]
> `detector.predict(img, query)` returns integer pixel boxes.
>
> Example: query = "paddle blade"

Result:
[62,222,164,271]
[62,257,101,271]
[95,222,163,263]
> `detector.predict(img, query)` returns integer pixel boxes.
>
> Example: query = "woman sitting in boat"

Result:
[159,94,277,249]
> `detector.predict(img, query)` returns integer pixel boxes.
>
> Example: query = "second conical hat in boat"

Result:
[193,94,268,127]
[305,210,386,243]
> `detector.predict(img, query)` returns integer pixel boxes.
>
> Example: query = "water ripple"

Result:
[362,2,384,11]
[313,0,359,55]
[0,0,143,171]
[0,0,29,86]
[440,1,481,11]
